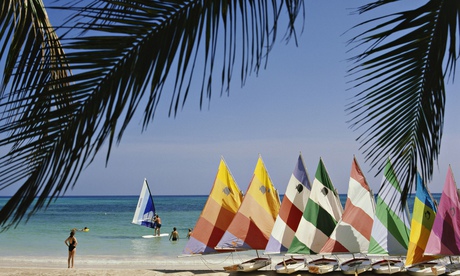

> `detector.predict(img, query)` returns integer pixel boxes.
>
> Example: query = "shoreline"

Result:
[0,255,418,276]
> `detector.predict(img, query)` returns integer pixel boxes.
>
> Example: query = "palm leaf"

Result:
[347,0,459,205]
[0,0,303,227]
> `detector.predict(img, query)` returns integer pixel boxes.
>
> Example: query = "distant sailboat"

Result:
[215,155,281,272]
[368,158,411,274]
[405,173,445,276]
[132,179,168,238]
[320,156,376,275]
[425,166,460,274]
[265,153,311,274]
[182,157,243,255]
[288,158,343,274]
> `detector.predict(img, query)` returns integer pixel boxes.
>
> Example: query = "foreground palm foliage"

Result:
[0,0,457,227]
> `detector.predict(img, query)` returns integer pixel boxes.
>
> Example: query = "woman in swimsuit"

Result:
[65,231,78,268]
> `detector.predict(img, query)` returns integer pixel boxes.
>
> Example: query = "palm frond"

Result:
[0,0,303,227]
[347,0,459,205]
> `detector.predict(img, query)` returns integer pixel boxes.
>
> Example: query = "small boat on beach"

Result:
[307,257,339,274]
[287,158,343,274]
[425,167,460,276]
[407,262,446,276]
[288,158,343,255]
[340,257,373,275]
[275,256,307,274]
[215,155,281,272]
[265,153,311,274]
[372,259,405,274]
[182,157,243,256]
[320,157,376,275]
[369,158,411,274]
[405,173,445,275]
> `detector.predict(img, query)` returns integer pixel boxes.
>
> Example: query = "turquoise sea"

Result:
[0,194,440,268]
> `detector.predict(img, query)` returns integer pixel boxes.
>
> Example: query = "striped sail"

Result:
[132,179,156,228]
[368,158,411,256]
[405,173,438,266]
[215,155,281,251]
[182,157,243,255]
[425,166,460,256]
[288,158,343,254]
[264,153,311,254]
[320,156,375,254]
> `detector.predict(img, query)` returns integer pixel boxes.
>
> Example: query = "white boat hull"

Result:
[275,257,306,274]
[307,257,339,274]
[372,259,405,274]
[447,263,460,276]
[407,262,446,276]
[340,258,372,275]
[223,257,271,272]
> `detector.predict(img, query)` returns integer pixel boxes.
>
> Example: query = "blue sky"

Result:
[1,1,459,197]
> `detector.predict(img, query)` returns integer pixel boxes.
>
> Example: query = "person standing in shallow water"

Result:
[169,227,179,241]
[65,231,78,268]
[153,214,162,236]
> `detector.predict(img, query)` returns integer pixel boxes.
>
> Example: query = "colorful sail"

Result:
[182,157,243,255]
[405,172,438,266]
[132,179,156,228]
[368,158,411,256]
[264,153,311,254]
[425,166,460,256]
[215,155,281,251]
[320,156,375,254]
[288,158,343,254]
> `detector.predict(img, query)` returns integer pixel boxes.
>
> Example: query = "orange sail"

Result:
[215,155,281,251]
[182,157,243,255]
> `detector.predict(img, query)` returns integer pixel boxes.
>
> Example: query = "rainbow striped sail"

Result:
[182,157,243,255]
[320,156,375,254]
[215,155,281,251]
[264,153,311,254]
[425,166,460,256]
[288,158,343,254]
[367,158,411,256]
[405,173,438,266]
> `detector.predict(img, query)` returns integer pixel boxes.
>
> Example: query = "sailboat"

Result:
[182,157,243,255]
[132,178,168,238]
[368,158,411,274]
[320,156,376,275]
[264,153,311,274]
[405,173,445,276]
[215,155,281,272]
[425,166,460,275]
[287,158,343,274]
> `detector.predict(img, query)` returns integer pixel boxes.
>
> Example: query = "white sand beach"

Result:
[0,255,415,276]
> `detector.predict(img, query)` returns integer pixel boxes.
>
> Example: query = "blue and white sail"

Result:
[132,178,156,228]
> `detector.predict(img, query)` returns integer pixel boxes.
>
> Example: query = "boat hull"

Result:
[275,257,306,274]
[307,257,339,274]
[340,258,372,275]
[223,257,271,272]
[407,262,446,276]
[372,259,405,274]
